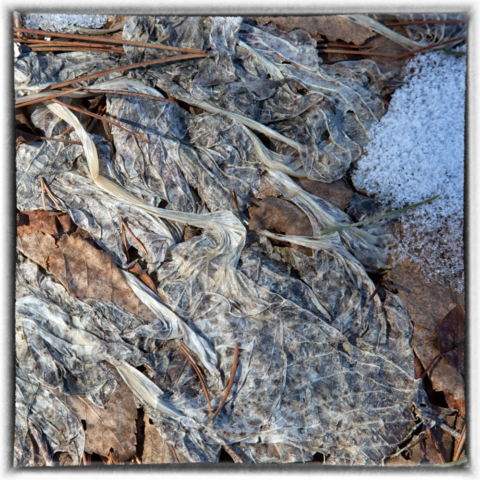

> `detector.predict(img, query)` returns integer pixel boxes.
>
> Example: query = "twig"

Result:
[39,53,207,92]
[318,43,372,49]
[427,428,446,464]
[121,219,148,255]
[439,423,463,440]
[317,194,440,236]
[385,20,467,27]
[223,445,243,463]
[40,137,83,145]
[452,424,466,461]
[178,343,213,416]
[212,342,239,421]
[229,188,239,213]
[83,88,177,104]
[15,38,125,53]
[59,126,74,136]
[50,98,152,145]
[15,86,85,108]
[29,422,54,466]
[39,177,62,210]
[14,27,207,55]
[394,36,467,60]
[368,282,382,302]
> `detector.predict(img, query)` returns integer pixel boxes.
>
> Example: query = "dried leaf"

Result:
[253,16,375,45]
[141,414,177,464]
[17,217,156,322]
[437,305,465,376]
[293,178,354,210]
[249,197,313,236]
[65,380,137,462]
[128,263,158,296]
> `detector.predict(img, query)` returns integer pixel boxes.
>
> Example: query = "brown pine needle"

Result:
[83,89,178,104]
[32,53,207,94]
[394,35,467,60]
[368,282,382,302]
[50,98,152,145]
[168,443,180,463]
[178,343,213,416]
[39,177,62,210]
[213,342,239,421]
[59,126,74,136]
[30,46,125,55]
[452,424,467,461]
[16,38,125,51]
[14,27,207,55]
[320,49,401,58]
[41,137,82,145]
[229,188,239,213]
[421,354,441,380]
[120,222,130,262]
[121,219,148,255]
[15,86,85,108]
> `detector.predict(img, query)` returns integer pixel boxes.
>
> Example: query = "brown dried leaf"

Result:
[293,178,354,210]
[253,16,375,45]
[249,197,313,236]
[141,413,177,464]
[17,222,156,322]
[437,305,465,376]
[128,263,158,296]
[65,381,137,462]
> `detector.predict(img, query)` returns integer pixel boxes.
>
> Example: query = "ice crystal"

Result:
[353,48,465,292]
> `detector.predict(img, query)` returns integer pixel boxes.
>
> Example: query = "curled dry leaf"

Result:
[64,380,137,462]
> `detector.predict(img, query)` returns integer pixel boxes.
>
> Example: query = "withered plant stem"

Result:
[394,35,467,59]
[15,86,85,108]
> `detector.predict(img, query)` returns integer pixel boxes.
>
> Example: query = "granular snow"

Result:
[352,48,465,292]
[23,14,110,33]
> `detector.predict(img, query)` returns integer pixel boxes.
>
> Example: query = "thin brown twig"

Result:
[83,89,178,104]
[229,188,239,213]
[368,282,382,302]
[178,343,213,416]
[385,20,467,27]
[452,424,466,461]
[121,219,148,255]
[15,86,85,108]
[50,98,153,145]
[40,137,83,145]
[394,35,467,60]
[39,177,62,210]
[318,43,372,49]
[40,53,207,92]
[120,222,130,262]
[212,342,239,421]
[427,428,446,464]
[15,38,126,53]
[14,27,207,54]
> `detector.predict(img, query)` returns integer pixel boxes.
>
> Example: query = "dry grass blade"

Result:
[394,35,467,59]
[178,343,213,416]
[39,177,62,210]
[212,342,239,421]
[13,27,207,54]
[452,424,466,461]
[50,98,152,145]
[15,86,85,108]
[40,53,207,92]
[83,89,178,104]
[121,219,148,255]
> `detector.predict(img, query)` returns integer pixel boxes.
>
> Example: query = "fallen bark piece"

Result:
[253,16,375,45]
[16,213,156,322]
[64,380,137,462]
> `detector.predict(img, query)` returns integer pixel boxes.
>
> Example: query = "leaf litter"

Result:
[14,13,466,467]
